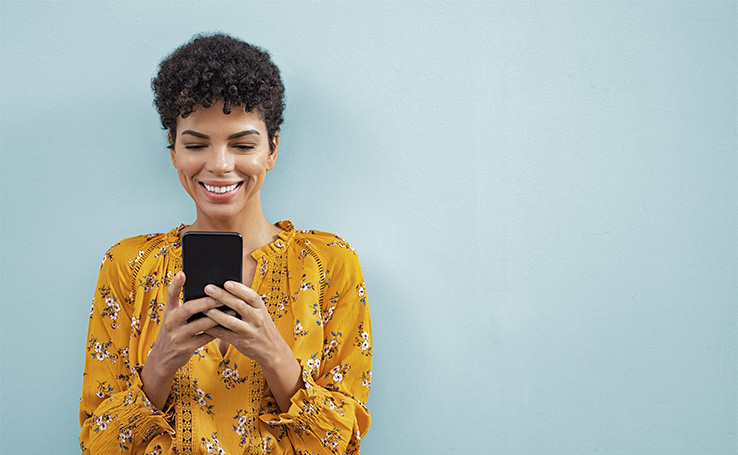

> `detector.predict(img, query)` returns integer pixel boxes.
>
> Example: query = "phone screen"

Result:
[182,231,242,322]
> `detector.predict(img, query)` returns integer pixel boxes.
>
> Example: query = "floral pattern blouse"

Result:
[79,221,372,454]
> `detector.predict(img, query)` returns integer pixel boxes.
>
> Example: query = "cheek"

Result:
[177,170,193,194]
[173,155,201,178]
[175,164,199,195]
[241,157,270,175]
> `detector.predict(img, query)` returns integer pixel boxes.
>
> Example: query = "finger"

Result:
[203,322,244,345]
[203,322,233,340]
[203,307,245,333]
[203,284,253,317]
[187,308,222,333]
[181,296,222,319]
[166,271,186,310]
[223,281,265,309]
[181,331,217,354]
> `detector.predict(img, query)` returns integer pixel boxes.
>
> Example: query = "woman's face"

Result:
[170,101,277,226]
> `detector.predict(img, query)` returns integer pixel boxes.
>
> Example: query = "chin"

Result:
[196,206,243,223]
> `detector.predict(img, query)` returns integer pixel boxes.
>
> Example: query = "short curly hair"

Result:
[151,33,285,150]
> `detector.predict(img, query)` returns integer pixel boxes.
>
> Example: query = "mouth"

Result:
[200,182,242,194]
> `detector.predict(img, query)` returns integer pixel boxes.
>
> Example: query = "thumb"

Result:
[166,271,185,309]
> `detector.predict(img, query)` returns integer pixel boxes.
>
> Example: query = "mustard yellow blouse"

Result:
[79,221,372,454]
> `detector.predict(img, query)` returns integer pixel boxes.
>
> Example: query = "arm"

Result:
[78,242,175,454]
[264,245,373,454]
[197,239,372,454]
[202,281,304,413]
[141,271,221,410]
[79,243,220,454]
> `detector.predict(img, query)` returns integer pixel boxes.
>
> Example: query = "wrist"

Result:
[258,342,303,413]
[259,339,297,374]
[141,352,176,411]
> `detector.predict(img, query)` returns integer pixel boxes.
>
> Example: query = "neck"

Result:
[188,202,280,255]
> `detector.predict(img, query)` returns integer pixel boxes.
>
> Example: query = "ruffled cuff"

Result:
[84,367,175,453]
[259,362,356,453]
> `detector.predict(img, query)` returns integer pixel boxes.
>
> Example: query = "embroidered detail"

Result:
[177,363,194,454]
[353,322,372,357]
[200,432,226,454]
[217,359,245,390]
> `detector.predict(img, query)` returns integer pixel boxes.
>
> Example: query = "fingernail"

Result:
[205,285,215,293]
[225,282,234,290]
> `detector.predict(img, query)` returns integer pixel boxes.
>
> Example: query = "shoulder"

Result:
[293,228,359,260]
[289,227,368,307]
[290,226,364,279]
[97,228,180,275]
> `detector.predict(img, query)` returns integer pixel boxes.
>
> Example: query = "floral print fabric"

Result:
[79,221,372,454]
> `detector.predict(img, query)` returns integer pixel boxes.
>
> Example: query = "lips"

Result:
[200,182,242,194]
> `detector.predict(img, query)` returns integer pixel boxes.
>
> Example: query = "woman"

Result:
[79,33,372,454]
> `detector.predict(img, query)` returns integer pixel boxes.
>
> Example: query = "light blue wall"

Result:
[1,1,735,453]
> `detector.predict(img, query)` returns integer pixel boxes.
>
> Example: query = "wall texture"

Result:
[1,1,735,453]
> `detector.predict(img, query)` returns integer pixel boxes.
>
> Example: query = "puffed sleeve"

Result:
[260,242,372,454]
[79,241,175,454]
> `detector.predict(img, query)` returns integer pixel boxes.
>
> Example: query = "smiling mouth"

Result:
[201,182,242,194]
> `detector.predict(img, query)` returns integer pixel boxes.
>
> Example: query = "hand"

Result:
[202,281,287,365]
[203,281,303,411]
[141,271,221,409]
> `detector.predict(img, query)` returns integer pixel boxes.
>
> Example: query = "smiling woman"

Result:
[78,33,372,454]
[171,105,277,230]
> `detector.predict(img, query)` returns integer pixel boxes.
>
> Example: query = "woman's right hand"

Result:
[140,271,220,410]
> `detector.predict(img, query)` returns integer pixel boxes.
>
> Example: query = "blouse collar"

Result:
[254,220,296,257]
[165,221,296,256]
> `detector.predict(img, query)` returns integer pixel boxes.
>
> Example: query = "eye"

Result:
[183,144,206,150]
[233,144,255,151]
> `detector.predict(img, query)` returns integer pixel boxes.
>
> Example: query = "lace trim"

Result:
[176,363,194,454]
[295,237,326,306]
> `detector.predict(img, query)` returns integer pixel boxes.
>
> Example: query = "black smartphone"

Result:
[182,231,242,322]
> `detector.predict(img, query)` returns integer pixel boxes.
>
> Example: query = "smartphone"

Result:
[182,231,242,322]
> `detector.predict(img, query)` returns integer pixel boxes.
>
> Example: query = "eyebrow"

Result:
[180,129,261,139]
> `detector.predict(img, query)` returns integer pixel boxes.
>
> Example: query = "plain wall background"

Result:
[1,1,736,453]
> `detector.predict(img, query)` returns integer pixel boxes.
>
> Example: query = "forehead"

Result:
[177,103,267,134]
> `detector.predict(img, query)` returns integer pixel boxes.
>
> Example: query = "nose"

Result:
[207,145,234,174]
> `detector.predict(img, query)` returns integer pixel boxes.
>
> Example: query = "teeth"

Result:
[203,183,239,194]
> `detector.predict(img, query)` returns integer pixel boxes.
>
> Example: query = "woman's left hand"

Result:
[203,281,303,412]
[203,281,285,364]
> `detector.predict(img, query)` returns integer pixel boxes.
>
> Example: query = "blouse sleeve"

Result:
[79,242,174,455]
[260,244,372,454]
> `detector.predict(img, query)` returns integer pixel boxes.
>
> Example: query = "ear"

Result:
[169,132,177,167]
[267,134,279,170]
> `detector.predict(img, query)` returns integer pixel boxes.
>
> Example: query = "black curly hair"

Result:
[152,33,285,150]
